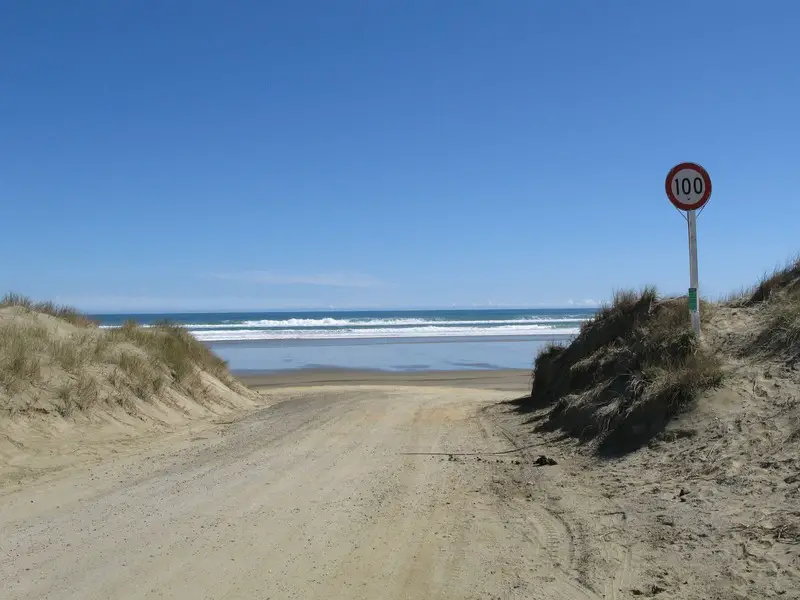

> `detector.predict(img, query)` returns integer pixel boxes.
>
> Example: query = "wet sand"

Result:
[238,367,532,392]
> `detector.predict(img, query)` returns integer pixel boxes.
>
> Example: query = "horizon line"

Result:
[84,305,602,315]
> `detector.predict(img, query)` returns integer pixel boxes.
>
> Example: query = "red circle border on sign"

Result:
[665,162,712,211]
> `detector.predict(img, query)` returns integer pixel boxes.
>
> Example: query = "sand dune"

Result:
[0,301,259,482]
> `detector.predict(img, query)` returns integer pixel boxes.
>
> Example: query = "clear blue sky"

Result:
[2,1,798,312]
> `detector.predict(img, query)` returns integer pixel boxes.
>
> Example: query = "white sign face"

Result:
[665,163,712,211]
[670,167,706,207]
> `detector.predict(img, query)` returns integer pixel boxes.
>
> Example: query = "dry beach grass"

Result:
[524,286,723,454]
[0,294,249,419]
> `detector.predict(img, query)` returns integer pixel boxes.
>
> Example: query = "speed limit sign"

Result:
[665,161,712,337]
[665,162,712,211]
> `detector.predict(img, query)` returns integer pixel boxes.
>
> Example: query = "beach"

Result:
[4,282,800,599]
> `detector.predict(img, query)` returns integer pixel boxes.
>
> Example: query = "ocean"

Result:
[92,308,593,373]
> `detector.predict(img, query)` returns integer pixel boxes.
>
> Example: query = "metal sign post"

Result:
[687,209,700,334]
[665,162,712,336]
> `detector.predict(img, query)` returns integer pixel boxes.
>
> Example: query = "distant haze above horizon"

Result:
[3,2,798,312]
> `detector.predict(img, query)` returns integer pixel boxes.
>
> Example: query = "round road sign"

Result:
[665,162,712,211]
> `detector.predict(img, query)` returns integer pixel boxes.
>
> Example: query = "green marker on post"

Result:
[688,287,698,313]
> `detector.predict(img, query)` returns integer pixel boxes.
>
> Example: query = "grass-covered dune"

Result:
[0,293,256,421]
[526,289,722,454]
[523,256,800,455]
[738,256,800,364]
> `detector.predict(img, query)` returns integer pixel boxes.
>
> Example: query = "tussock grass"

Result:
[745,256,800,305]
[717,256,799,306]
[527,287,722,455]
[108,321,232,385]
[1,292,96,327]
[109,349,167,400]
[1,294,242,418]
[736,256,800,365]
[0,322,48,395]
[755,297,800,364]
[54,372,108,417]
[744,290,800,365]
[720,286,756,306]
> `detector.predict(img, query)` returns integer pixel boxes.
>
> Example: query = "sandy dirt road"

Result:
[1,383,635,600]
